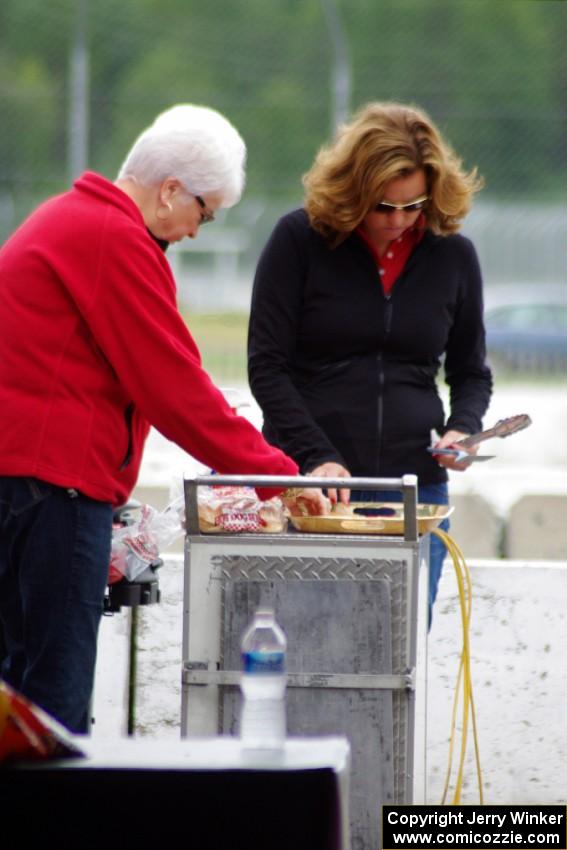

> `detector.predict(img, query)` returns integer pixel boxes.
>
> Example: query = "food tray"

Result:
[289,502,453,535]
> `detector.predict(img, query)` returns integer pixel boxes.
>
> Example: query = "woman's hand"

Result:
[281,487,332,516]
[431,429,478,471]
[307,462,351,505]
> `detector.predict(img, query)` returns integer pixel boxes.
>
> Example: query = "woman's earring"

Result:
[157,201,173,220]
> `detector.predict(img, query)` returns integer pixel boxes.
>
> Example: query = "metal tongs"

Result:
[427,413,532,464]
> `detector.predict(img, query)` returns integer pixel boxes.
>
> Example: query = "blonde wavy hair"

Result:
[303,101,483,246]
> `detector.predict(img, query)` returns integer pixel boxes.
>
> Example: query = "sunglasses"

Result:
[373,195,429,214]
[195,195,215,224]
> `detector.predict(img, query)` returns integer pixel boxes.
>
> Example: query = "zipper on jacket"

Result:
[376,296,394,473]
[120,403,135,470]
[384,296,394,335]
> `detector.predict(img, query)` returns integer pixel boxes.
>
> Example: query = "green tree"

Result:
[2,0,567,243]
[345,0,558,196]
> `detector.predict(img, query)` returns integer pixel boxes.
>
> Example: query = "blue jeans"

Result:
[0,477,112,733]
[350,482,449,629]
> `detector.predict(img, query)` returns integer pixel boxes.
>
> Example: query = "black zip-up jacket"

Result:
[248,209,493,485]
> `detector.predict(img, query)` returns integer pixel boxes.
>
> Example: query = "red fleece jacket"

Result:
[0,172,297,505]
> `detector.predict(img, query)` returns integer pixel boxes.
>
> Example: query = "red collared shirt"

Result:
[357,214,426,294]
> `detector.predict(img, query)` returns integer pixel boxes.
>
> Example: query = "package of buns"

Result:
[198,485,287,534]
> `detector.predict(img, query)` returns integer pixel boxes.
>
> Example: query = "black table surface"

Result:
[2,736,349,850]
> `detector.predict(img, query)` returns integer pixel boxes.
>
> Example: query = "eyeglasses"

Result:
[373,195,429,214]
[195,195,215,225]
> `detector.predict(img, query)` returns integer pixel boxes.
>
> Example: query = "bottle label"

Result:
[242,650,285,674]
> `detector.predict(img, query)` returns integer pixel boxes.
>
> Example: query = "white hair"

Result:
[117,104,246,208]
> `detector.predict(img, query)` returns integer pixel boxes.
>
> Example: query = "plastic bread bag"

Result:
[109,497,185,583]
[197,484,287,534]
[0,680,85,763]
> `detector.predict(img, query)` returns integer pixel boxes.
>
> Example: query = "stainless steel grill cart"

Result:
[182,474,431,850]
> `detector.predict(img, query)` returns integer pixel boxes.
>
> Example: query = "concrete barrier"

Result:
[128,487,567,562]
[94,555,567,803]
[506,494,567,559]
[449,492,502,558]
[428,558,567,804]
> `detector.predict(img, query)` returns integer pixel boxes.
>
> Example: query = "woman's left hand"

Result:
[431,429,478,471]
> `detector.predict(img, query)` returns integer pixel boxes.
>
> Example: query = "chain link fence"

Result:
[2,0,567,321]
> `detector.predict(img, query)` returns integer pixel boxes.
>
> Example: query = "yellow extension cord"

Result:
[431,528,484,806]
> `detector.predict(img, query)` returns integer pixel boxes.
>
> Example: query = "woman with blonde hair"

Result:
[248,101,493,624]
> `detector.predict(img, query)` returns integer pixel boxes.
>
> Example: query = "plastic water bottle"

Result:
[239,607,287,749]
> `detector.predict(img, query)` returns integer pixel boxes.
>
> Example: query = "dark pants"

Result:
[351,481,450,628]
[0,477,112,733]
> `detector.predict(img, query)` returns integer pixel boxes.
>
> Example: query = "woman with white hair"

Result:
[0,104,327,734]
[115,104,247,242]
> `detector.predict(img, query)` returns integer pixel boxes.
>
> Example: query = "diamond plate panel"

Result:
[213,552,410,806]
